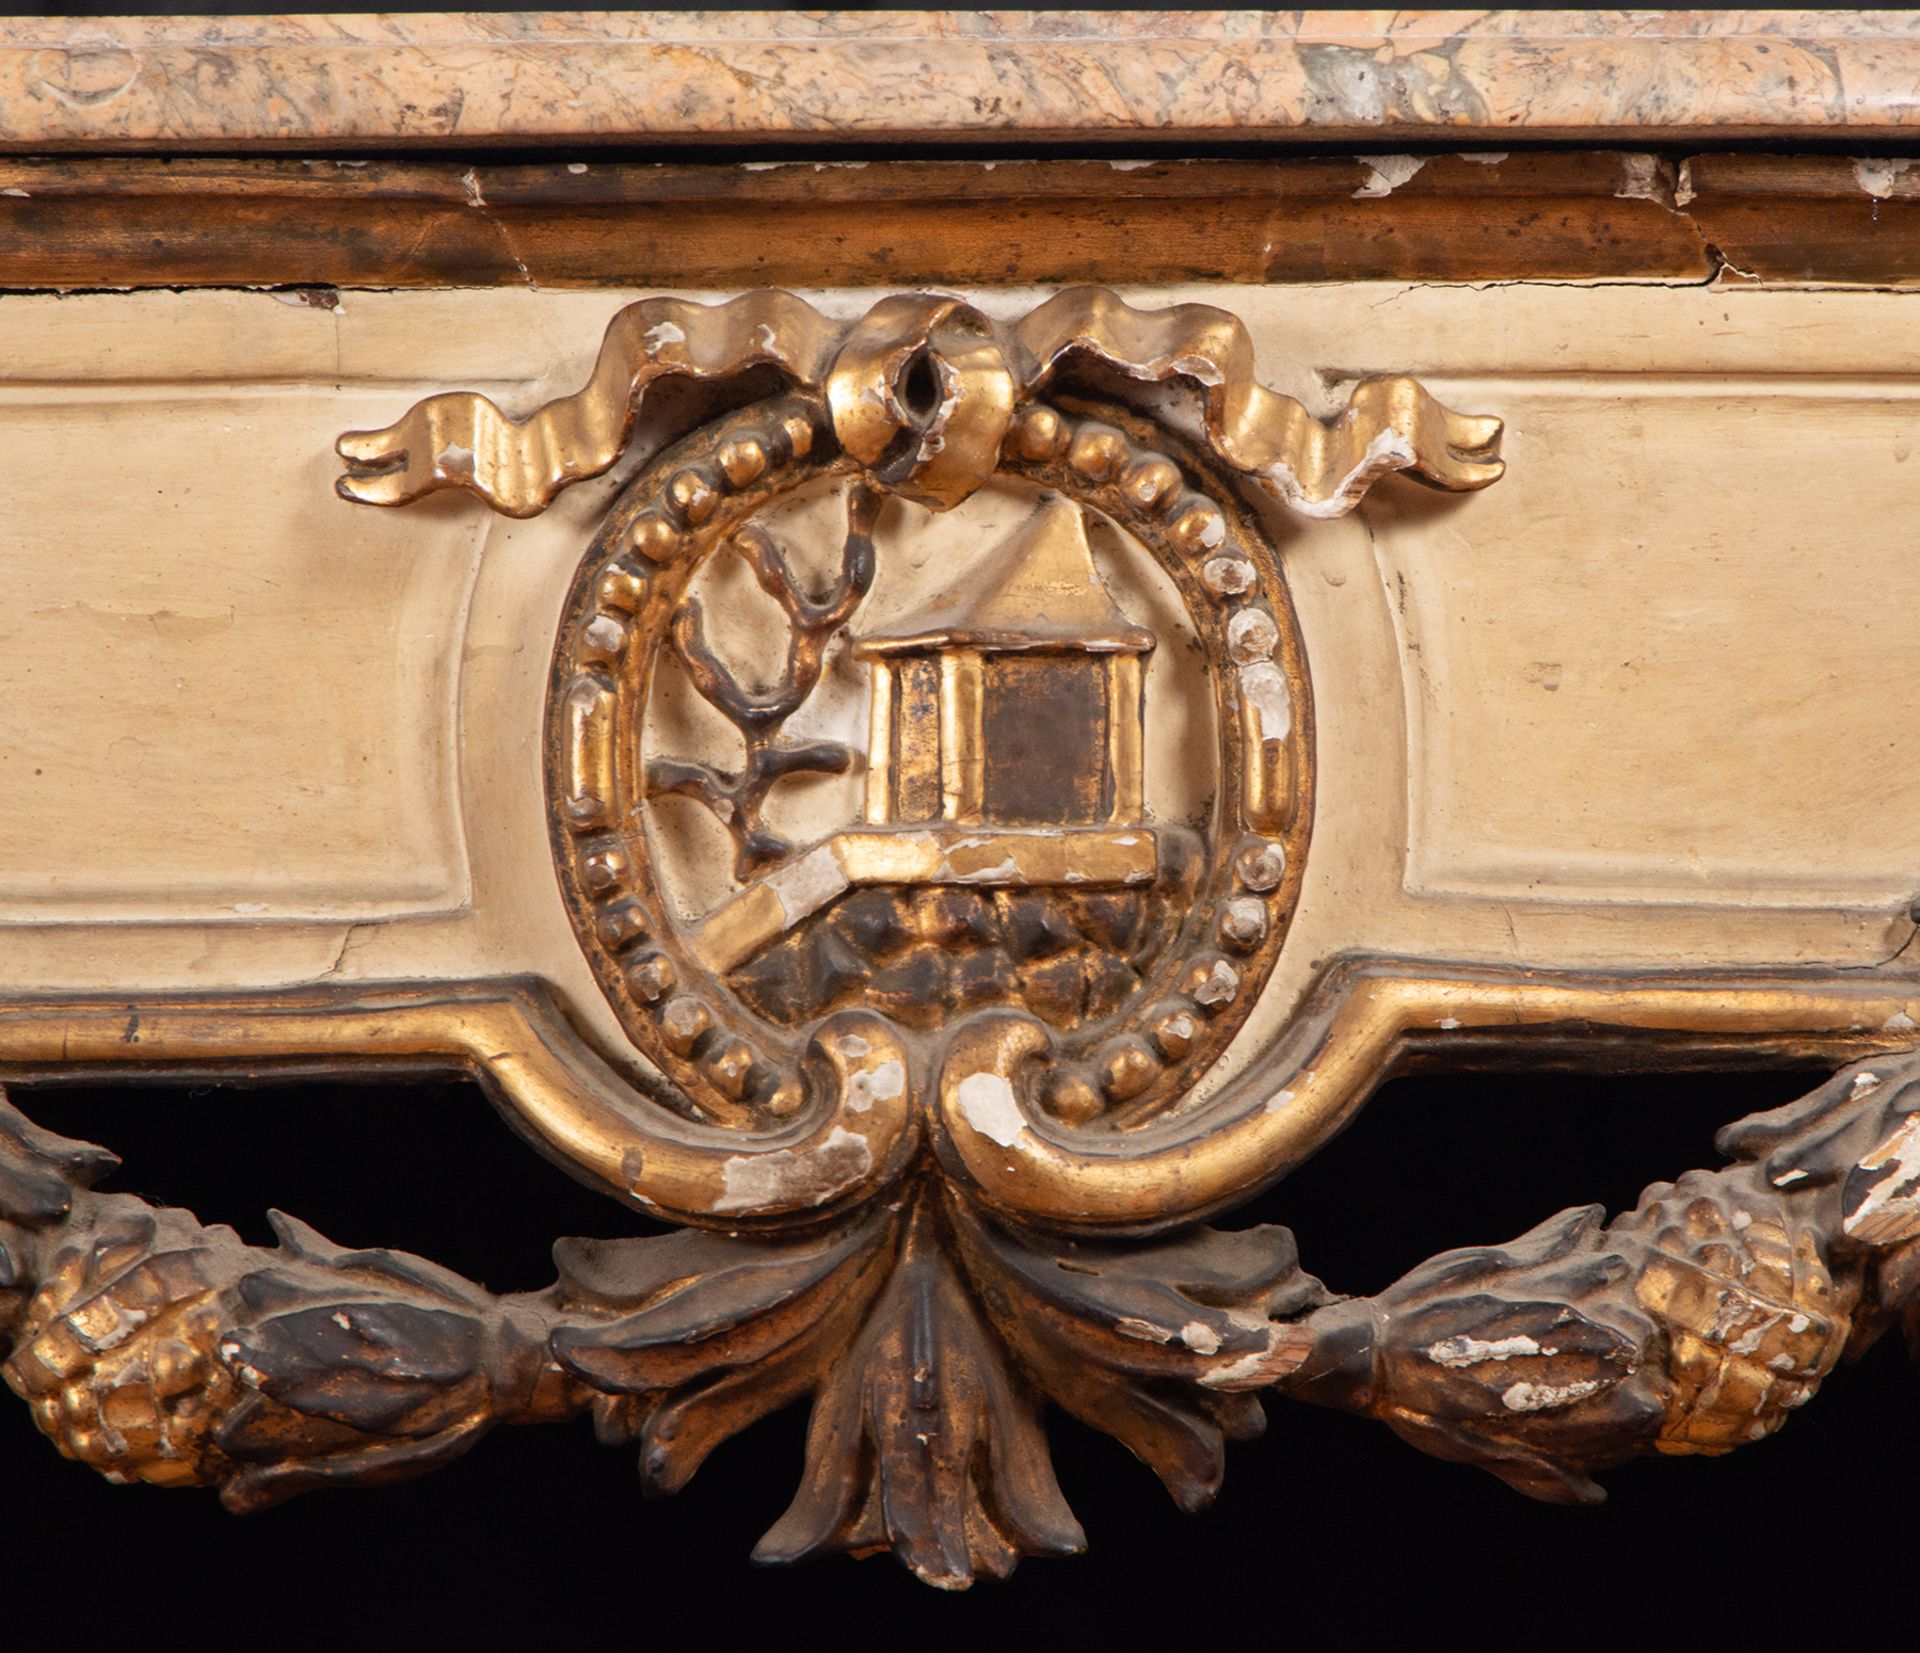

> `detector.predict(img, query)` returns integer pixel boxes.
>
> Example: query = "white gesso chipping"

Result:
[1500,1379,1602,1413]
[955,1071,1027,1147]
[844,1059,906,1114]
[1426,1334,1548,1368]
[1353,154,1426,200]
[765,843,851,926]
[1237,661,1292,738]
[714,1127,872,1213]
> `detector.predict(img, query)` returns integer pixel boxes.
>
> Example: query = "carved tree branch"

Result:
[648,482,879,880]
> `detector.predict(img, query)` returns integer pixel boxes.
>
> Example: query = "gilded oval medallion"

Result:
[335,286,1505,1227]
[547,390,1313,1132]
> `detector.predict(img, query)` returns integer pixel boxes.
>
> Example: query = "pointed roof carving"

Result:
[855,494,1155,657]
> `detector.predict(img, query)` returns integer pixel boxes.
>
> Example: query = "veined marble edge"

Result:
[8,11,1920,43]
[5,10,1920,150]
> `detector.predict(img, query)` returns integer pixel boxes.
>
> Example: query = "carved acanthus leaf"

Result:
[756,1190,1086,1589]
[951,1203,1326,1511]
[547,1206,899,1496]
[0,1093,1331,1590]
[550,1183,1331,1588]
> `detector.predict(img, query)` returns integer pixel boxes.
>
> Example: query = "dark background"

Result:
[8,1064,1912,1638]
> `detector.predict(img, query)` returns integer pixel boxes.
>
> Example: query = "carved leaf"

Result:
[549,1204,897,1495]
[1719,1062,1920,1196]
[255,1210,498,1308]
[952,1200,1325,1512]
[218,1302,487,1438]
[1284,1207,1665,1505]
[755,1192,1084,1589]
[216,1404,500,1511]
[1257,1058,1920,1506]
[0,1100,125,1346]
[1874,1234,1920,1356]
[215,1212,513,1461]
[0,1096,116,1229]
[213,1312,499,1512]
[208,1218,555,1511]
[15,1050,1920,1586]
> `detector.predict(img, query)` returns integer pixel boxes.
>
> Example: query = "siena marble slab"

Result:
[6,10,1920,151]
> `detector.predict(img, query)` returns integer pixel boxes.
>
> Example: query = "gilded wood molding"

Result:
[10,153,1920,292]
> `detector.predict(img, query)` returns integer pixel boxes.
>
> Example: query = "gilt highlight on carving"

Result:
[17,0,1920,1604]
[336,287,1502,521]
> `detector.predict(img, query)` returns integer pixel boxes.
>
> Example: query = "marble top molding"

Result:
[5,10,1920,151]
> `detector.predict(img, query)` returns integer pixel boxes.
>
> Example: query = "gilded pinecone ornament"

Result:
[8,1205,243,1487]
[1618,1173,1857,1455]
[0,1096,578,1509]
[6,1047,1920,1583]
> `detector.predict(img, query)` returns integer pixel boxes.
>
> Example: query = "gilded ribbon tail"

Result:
[335,291,842,517]
[1011,285,1503,519]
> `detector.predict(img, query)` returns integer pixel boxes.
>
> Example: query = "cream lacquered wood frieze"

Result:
[5,279,1920,1586]
[3,286,1912,1012]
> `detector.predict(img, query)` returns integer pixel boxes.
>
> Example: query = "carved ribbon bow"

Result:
[338,285,1502,520]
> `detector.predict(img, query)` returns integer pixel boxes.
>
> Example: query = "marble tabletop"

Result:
[4,10,1919,150]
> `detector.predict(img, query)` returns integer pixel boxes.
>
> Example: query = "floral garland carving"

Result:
[7,1054,1918,1586]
